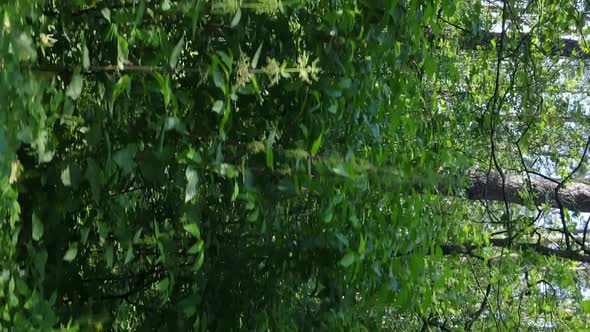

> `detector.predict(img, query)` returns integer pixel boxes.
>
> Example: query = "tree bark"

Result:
[465,169,590,212]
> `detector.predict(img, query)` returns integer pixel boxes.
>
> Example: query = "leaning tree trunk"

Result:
[465,169,590,213]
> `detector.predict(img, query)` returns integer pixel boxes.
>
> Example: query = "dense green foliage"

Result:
[2,0,590,330]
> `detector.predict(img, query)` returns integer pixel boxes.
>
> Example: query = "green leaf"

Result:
[117,36,129,70]
[81,227,90,244]
[191,0,205,38]
[105,244,113,268]
[63,244,78,262]
[169,33,185,70]
[184,223,201,238]
[251,42,263,69]
[158,277,170,293]
[112,75,132,103]
[328,104,338,114]
[216,51,232,71]
[231,180,239,201]
[164,117,189,135]
[322,208,333,223]
[14,32,36,61]
[247,209,259,222]
[338,78,352,89]
[66,72,84,100]
[82,44,90,71]
[32,213,43,242]
[325,88,341,98]
[212,68,225,88]
[409,255,424,275]
[134,0,146,25]
[102,8,111,22]
[188,240,204,254]
[124,244,134,264]
[266,148,274,170]
[339,252,355,267]
[185,167,199,203]
[61,166,71,187]
[582,300,590,313]
[193,251,205,271]
[335,233,349,247]
[133,228,143,243]
[113,144,138,176]
[358,235,366,254]
[211,100,224,114]
[230,8,242,28]
[311,131,323,156]
[220,163,238,178]
[331,165,349,178]
[245,200,255,211]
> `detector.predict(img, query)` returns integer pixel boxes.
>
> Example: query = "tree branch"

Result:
[441,238,590,263]
[33,64,201,75]
[465,169,590,213]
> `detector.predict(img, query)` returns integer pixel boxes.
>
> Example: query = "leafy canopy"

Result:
[2,0,590,330]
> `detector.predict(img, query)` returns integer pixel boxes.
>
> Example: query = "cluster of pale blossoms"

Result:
[235,50,321,88]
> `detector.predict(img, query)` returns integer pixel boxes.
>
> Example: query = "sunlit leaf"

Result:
[252,42,263,69]
[169,33,185,70]
[211,100,224,114]
[63,244,78,262]
[339,252,355,267]
[230,8,241,28]
[102,8,111,22]
[82,44,90,71]
[184,224,200,238]
[185,167,199,203]
[311,131,323,156]
[112,75,132,105]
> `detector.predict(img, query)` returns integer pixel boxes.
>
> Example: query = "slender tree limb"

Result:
[465,283,492,331]
[33,64,201,75]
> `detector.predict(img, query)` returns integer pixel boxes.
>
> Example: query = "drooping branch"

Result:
[465,283,492,331]
[33,64,201,75]
[465,169,590,213]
